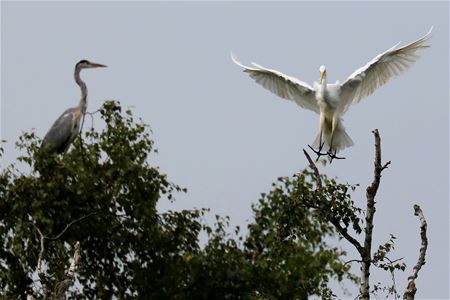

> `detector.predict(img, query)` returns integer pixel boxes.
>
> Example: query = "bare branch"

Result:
[85,109,102,130]
[46,213,96,241]
[384,256,404,265]
[31,222,50,298]
[31,223,45,273]
[381,161,391,171]
[344,259,363,266]
[360,129,390,300]
[54,242,81,300]
[303,149,322,188]
[332,220,365,255]
[403,205,428,300]
[67,242,81,279]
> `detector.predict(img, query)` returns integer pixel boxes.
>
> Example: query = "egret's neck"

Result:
[320,77,327,88]
[74,66,87,114]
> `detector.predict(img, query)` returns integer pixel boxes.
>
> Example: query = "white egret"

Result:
[232,28,431,159]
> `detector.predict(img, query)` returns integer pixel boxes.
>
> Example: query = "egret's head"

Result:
[76,59,107,69]
[319,65,327,83]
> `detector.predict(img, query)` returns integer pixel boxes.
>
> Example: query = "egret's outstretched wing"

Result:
[231,53,320,114]
[339,28,432,113]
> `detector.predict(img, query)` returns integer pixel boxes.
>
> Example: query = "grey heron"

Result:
[232,28,431,160]
[42,60,107,153]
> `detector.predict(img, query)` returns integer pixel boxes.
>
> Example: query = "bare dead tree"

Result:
[403,205,428,300]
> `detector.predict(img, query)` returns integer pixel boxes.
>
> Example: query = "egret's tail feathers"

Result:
[335,130,354,152]
[312,128,354,153]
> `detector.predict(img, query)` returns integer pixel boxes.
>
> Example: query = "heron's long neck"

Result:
[74,66,87,114]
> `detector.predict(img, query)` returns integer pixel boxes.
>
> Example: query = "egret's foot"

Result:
[327,150,345,163]
[307,144,329,161]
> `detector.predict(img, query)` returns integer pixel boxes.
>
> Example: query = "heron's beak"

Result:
[91,63,107,68]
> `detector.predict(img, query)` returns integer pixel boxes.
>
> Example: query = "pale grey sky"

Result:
[1,1,449,299]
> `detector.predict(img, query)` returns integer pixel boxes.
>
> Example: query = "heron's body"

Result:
[232,28,431,154]
[43,107,83,153]
[42,60,106,153]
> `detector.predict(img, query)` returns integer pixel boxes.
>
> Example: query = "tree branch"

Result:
[31,223,45,274]
[53,242,81,300]
[360,129,390,300]
[31,222,50,299]
[303,149,363,254]
[46,212,96,241]
[303,149,322,189]
[332,220,365,255]
[403,205,428,300]
[344,259,363,266]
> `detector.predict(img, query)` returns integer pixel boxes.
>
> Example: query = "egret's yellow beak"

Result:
[320,70,326,83]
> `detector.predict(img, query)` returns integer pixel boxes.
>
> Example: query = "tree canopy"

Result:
[0,101,357,299]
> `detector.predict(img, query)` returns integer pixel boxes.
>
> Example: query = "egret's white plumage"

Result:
[232,28,432,154]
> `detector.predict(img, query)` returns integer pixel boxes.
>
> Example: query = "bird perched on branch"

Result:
[232,28,432,160]
[42,60,107,153]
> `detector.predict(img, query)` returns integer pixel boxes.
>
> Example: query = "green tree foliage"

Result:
[244,174,356,299]
[0,101,353,299]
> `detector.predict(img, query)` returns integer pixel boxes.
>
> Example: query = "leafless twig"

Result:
[46,212,96,240]
[403,205,428,300]
[85,109,101,131]
[384,257,404,265]
[344,259,363,266]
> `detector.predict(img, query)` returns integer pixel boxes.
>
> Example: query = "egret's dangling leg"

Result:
[327,117,345,162]
[308,130,328,161]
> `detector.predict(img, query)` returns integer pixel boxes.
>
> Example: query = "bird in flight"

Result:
[42,60,107,154]
[232,28,431,160]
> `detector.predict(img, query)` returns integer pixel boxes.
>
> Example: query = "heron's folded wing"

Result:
[231,53,319,114]
[42,108,75,153]
[339,28,431,113]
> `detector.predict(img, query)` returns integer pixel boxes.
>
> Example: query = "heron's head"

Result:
[76,59,107,69]
[319,65,327,84]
